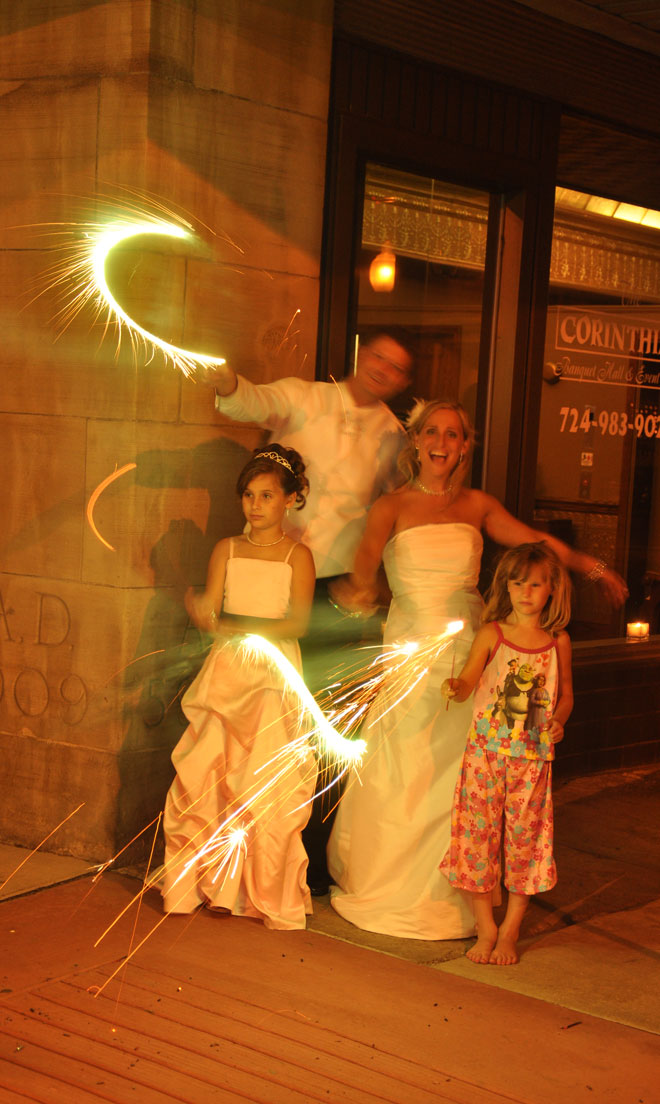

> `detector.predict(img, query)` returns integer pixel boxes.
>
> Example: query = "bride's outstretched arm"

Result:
[329,495,397,614]
[477,490,628,607]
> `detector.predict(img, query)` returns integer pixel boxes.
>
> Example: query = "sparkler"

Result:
[161,742,315,910]
[201,826,249,886]
[319,619,465,735]
[30,196,227,377]
[152,625,466,911]
[89,620,466,988]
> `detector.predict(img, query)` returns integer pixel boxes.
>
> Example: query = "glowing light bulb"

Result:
[369,247,396,292]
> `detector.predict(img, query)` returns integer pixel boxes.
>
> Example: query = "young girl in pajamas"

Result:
[440,541,573,965]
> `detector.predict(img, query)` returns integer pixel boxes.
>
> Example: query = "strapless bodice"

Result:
[222,556,293,619]
[383,523,483,640]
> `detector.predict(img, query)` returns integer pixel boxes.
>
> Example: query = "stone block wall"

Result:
[0,0,333,861]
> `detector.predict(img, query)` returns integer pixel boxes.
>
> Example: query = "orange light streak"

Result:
[85,461,137,551]
[0,803,85,895]
[108,813,162,1021]
[91,813,164,883]
[103,649,167,686]
[276,308,301,353]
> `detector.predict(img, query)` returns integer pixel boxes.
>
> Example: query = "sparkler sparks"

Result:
[319,620,465,737]
[0,803,85,896]
[238,634,366,768]
[84,620,467,991]
[32,197,227,377]
[202,826,249,885]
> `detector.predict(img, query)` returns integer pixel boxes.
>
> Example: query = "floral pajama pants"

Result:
[440,746,556,895]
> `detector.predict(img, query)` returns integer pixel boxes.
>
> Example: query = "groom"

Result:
[202,328,415,892]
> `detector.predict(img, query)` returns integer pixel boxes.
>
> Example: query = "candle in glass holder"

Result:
[626,621,650,641]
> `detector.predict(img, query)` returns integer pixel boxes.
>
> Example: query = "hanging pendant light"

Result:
[369,245,396,292]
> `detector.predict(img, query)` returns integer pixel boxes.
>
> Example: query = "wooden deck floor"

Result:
[1,874,658,1103]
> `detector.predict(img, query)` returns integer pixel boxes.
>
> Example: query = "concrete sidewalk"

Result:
[308,764,660,1037]
[0,764,658,1102]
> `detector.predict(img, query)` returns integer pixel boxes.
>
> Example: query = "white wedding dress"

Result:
[328,523,483,939]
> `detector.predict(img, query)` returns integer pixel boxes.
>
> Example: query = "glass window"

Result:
[355,165,489,429]
[535,188,660,641]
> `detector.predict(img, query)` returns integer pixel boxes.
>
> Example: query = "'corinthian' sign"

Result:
[550,306,660,389]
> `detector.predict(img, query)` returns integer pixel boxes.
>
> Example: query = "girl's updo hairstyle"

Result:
[236,443,309,510]
[399,399,475,487]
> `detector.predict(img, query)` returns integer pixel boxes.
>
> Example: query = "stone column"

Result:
[0,0,333,861]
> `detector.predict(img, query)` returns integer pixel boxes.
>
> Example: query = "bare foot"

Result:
[466,926,498,964]
[489,932,519,965]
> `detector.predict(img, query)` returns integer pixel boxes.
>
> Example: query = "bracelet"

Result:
[586,560,607,582]
[209,610,218,623]
[327,596,377,620]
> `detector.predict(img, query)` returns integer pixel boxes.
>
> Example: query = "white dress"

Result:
[328,523,483,940]
[162,542,316,930]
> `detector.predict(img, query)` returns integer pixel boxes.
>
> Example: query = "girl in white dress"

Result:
[162,445,316,930]
[328,400,626,940]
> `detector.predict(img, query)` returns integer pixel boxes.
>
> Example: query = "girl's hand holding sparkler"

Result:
[441,675,471,704]
[441,677,460,702]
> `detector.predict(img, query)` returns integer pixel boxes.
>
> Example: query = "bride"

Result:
[327,399,626,940]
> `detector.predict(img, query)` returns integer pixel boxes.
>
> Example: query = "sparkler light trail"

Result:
[89,621,466,987]
[238,633,366,767]
[161,622,467,900]
[161,620,467,905]
[0,803,85,895]
[318,620,465,739]
[33,197,228,377]
[85,461,137,551]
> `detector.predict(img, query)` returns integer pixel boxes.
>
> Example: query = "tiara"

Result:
[255,450,294,474]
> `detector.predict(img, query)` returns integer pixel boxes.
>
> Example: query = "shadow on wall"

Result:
[113,433,256,863]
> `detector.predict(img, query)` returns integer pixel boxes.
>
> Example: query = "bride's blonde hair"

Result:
[399,399,475,486]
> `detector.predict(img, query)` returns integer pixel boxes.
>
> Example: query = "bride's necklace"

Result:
[246,531,286,547]
[415,479,453,499]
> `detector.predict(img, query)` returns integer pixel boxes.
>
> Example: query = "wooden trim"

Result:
[334,0,660,141]
[573,639,660,664]
[536,498,619,515]
[320,36,562,498]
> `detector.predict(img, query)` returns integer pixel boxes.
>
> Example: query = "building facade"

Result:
[1,0,659,860]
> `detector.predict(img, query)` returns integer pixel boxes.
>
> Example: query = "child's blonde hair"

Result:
[482,541,571,633]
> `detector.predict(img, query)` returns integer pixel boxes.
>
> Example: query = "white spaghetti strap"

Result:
[283,541,297,564]
[229,537,235,559]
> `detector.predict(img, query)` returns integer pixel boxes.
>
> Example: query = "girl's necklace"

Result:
[415,479,453,498]
[246,531,286,548]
